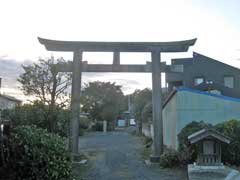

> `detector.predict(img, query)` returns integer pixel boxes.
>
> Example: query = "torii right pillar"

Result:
[150,49,163,162]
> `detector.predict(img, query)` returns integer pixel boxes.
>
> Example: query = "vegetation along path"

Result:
[76,128,187,180]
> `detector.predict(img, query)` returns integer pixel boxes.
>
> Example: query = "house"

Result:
[0,94,22,109]
[165,52,240,97]
[162,87,240,150]
[162,52,240,150]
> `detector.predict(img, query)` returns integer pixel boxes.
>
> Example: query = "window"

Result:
[170,64,184,72]
[224,76,234,88]
[194,77,204,86]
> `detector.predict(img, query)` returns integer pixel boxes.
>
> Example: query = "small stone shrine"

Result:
[188,128,230,166]
[186,129,240,179]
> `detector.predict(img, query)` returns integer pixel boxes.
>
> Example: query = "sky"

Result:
[0,0,240,99]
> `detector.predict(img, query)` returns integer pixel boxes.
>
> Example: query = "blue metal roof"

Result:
[176,87,240,103]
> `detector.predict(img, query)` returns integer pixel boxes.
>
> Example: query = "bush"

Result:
[143,136,152,148]
[215,119,240,166]
[178,121,211,151]
[79,128,85,136]
[178,119,240,166]
[79,116,90,129]
[3,102,70,137]
[7,126,72,180]
[160,149,180,168]
[177,121,211,163]
[92,121,103,131]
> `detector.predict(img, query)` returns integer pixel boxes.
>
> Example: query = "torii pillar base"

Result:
[150,155,161,163]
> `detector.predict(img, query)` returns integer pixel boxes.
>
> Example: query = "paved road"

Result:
[78,129,187,180]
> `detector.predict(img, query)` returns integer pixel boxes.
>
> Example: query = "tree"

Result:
[215,119,240,165]
[81,81,126,124]
[132,88,152,133]
[18,57,71,132]
[131,88,170,133]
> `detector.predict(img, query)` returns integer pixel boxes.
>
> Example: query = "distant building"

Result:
[166,52,240,98]
[0,94,22,109]
[143,52,240,145]
[163,87,240,150]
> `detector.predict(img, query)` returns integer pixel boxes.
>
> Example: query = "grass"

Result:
[130,131,153,160]
[72,163,91,180]
[71,153,90,180]
[139,135,153,160]
[72,151,98,180]
[142,146,152,160]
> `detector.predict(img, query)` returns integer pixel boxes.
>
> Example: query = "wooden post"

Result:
[69,50,82,154]
[150,49,163,162]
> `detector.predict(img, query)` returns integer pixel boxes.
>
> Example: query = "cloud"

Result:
[0,58,26,99]
[0,58,24,86]
[0,54,8,59]
[81,72,153,94]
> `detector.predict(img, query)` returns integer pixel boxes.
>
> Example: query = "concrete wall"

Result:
[142,122,154,139]
[163,89,240,150]
[163,93,177,149]
[0,96,18,109]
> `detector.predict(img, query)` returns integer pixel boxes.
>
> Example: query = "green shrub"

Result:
[178,119,240,166]
[92,122,103,131]
[8,126,72,180]
[215,119,240,166]
[177,121,211,163]
[79,128,85,136]
[178,121,211,151]
[160,149,180,168]
[144,136,152,145]
[143,136,152,148]
[79,116,90,129]
[3,102,70,137]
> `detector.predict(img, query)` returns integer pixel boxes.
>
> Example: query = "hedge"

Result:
[7,126,72,180]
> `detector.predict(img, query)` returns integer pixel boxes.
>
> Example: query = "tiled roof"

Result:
[188,128,231,144]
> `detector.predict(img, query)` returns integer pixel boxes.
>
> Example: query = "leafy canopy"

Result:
[81,81,126,121]
[18,57,71,108]
[132,88,152,122]
[17,57,71,132]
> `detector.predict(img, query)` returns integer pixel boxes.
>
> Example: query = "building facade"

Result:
[166,52,240,97]
[163,87,240,150]
[0,94,22,109]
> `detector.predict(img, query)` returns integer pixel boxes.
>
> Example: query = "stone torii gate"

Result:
[38,37,196,161]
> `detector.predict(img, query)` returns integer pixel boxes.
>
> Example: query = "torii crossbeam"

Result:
[38,37,196,162]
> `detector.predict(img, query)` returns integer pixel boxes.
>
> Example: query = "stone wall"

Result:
[142,122,154,139]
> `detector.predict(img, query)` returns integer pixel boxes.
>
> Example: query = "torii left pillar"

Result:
[69,50,82,154]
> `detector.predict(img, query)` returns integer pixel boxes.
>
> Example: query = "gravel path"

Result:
[78,129,187,180]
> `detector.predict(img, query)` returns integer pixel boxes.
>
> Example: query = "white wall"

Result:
[163,93,177,150]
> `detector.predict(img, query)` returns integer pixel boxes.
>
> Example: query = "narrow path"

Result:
[78,129,187,180]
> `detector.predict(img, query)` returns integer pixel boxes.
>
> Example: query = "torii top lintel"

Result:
[38,37,197,52]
